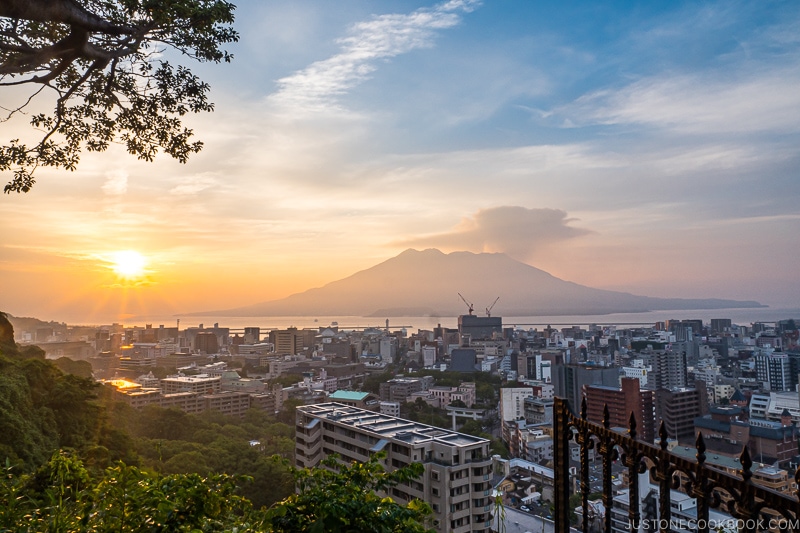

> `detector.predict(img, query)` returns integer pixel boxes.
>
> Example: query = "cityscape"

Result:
[4,310,800,532]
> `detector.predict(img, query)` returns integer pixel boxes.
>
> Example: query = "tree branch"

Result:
[0,0,134,35]
[0,84,46,121]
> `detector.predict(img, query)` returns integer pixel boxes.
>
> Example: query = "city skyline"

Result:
[1,0,799,324]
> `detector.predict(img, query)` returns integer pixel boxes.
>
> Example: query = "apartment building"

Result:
[160,374,221,394]
[295,402,494,533]
[379,376,433,403]
[583,377,656,443]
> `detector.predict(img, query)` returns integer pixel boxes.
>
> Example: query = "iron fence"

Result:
[553,397,800,533]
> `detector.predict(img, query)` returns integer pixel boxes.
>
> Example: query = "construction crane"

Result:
[485,296,500,317]
[458,293,474,315]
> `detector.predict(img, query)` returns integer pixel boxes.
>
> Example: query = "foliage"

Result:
[51,357,94,378]
[0,0,238,193]
[1,450,260,532]
[568,491,604,526]
[0,328,104,467]
[1,451,435,533]
[267,453,434,533]
[361,371,395,394]
[275,397,304,425]
[268,373,304,388]
[401,398,450,429]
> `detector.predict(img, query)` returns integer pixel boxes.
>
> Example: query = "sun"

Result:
[110,250,147,278]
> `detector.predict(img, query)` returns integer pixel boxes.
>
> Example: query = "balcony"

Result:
[553,397,800,533]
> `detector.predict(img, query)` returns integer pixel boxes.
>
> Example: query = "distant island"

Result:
[191,249,765,317]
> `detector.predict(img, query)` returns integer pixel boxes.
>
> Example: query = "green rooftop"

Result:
[329,390,370,401]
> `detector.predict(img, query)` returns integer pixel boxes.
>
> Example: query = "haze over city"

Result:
[2,0,799,325]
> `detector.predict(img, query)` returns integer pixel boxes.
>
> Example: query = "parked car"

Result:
[520,506,530,512]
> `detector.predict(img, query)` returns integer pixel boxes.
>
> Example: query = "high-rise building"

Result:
[648,348,688,390]
[754,352,792,392]
[552,363,620,411]
[194,332,219,354]
[243,327,260,344]
[500,387,533,422]
[710,319,732,335]
[457,315,502,345]
[450,348,478,372]
[654,386,708,443]
[583,378,655,443]
[270,327,308,355]
[295,403,494,533]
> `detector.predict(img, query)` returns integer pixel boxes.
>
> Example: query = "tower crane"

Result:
[485,296,500,317]
[458,293,474,316]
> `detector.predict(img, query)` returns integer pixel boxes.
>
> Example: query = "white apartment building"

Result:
[295,403,494,533]
[620,361,650,388]
[500,387,533,422]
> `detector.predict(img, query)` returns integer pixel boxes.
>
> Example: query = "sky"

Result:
[1,0,799,325]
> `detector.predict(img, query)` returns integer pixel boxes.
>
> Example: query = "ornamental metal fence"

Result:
[553,397,800,533]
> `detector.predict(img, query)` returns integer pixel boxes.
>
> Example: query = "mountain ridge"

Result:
[193,249,765,317]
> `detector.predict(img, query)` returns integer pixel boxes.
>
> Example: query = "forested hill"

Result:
[0,312,104,467]
[0,312,295,509]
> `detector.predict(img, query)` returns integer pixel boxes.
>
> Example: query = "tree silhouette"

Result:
[0,0,237,192]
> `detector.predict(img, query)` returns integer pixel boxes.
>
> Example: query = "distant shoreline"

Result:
[43,307,800,330]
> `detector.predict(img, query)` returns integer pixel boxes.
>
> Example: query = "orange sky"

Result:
[2,1,799,324]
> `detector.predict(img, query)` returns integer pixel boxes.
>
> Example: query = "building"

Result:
[160,374,221,394]
[648,348,688,390]
[295,403,494,533]
[754,351,793,392]
[750,391,800,424]
[327,390,379,410]
[583,378,656,443]
[654,386,708,443]
[458,314,502,345]
[380,401,401,416]
[552,363,620,413]
[694,406,800,467]
[379,377,433,403]
[450,348,478,372]
[523,397,554,425]
[184,324,230,352]
[620,361,650,388]
[428,383,476,408]
[194,332,219,354]
[501,387,533,422]
[270,327,312,356]
[243,327,261,344]
[710,318,732,334]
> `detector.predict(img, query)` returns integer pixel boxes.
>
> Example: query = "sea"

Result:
[117,307,800,332]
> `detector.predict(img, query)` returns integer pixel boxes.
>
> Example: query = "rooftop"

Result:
[298,402,488,448]
[328,390,370,401]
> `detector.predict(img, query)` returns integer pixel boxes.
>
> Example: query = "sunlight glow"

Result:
[111,250,147,278]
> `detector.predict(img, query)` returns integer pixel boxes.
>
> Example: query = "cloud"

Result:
[394,206,591,260]
[101,170,128,195]
[169,174,220,196]
[268,0,480,115]
[563,65,800,135]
